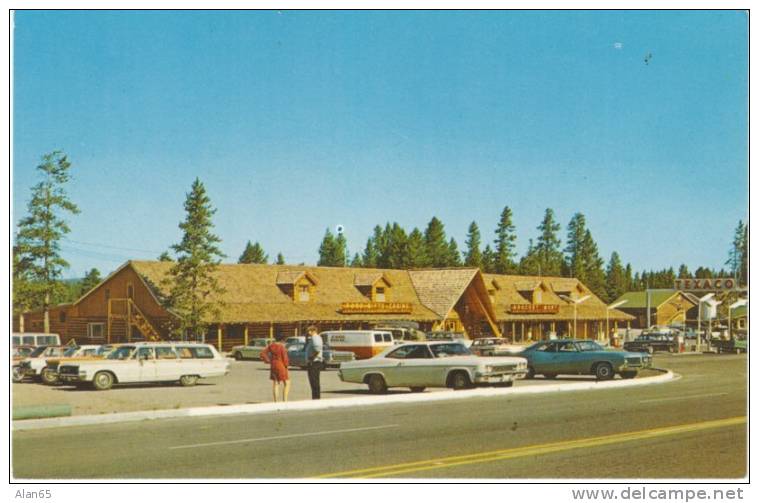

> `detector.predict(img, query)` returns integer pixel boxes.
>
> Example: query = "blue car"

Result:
[286,343,356,369]
[514,339,652,380]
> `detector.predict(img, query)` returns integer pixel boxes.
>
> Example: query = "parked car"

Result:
[12,332,61,347]
[12,345,35,360]
[41,344,115,385]
[13,346,69,383]
[287,343,356,369]
[623,333,678,354]
[514,339,652,380]
[230,338,274,360]
[322,330,395,359]
[338,341,528,393]
[57,342,229,390]
[425,331,473,348]
[712,337,748,354]
[470,337,524,356]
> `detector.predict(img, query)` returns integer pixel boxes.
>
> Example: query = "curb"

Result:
[13,370,676,431]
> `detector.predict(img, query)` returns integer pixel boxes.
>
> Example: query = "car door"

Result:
[382,345,423,386]
[154,346,183,381]
[529,342,561,373]
[134,347,157,382]
[394,345,436,386]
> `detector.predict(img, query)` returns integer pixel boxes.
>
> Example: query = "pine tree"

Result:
[581,229,607,300]
[386,223,408,269]
[406,228,429,268]
[678,264,690,278]
[464,221,483,269]
[424,217,449,267]
[519,239,541,275]
[726,220,747,285]
[447,238,462,267]
[276,252,285,265]
[494,206,517,273]
[79,268,102,296]
[238,240,268,264]
[318,228,338,266]
[605,252,626,302]
[694,267,713,279]
[625,264,634,292]
[334,232,348,267]
[12,246,36,331]
[350,253,363,267]
[482,244,495,273]
[534,208,564,276]
[362,237,378,268]
[158,251,172,262]
[564,213,587,280]
[15,151,80,333]
[163,178,226,340]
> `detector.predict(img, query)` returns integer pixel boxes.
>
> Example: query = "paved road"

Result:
[12,354,747,479]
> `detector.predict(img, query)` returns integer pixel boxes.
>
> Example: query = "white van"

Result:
[12,332,61,347]
[322,330,394,359]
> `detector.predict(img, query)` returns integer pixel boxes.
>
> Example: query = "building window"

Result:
[105,288,110,301]
[59,311,67,323]
[298,285,310,302]
[738,319,746,329]
[375,287,385,302]
[127,283,134,299]
[87,323,105,340]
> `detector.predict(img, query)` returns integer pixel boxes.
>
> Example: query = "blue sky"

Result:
[12,10,748,278]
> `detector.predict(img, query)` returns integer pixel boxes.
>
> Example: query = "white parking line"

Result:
[639,392,728,404]
[168,424,399,450]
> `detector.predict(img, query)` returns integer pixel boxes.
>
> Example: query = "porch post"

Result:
[244,325,249,346]
[217,324,223,351]
[269,322,274,340]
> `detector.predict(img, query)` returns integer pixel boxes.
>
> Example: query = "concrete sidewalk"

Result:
[12,369,675,431]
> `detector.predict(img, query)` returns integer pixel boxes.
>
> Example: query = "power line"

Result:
[62,238,163,254]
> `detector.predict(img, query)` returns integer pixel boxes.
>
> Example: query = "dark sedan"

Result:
[514,339,652,380]
[286,343,356,369]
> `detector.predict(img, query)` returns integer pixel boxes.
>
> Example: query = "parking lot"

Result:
[11,356,665,417]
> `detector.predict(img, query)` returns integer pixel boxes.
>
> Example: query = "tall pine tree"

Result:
[79,268,102,296]
[163,178,226,341]
[581,229,607,300]
[534,208,564,276]
[605,252,626,302]
[447,238,462,267]
[464,221,483,269]
[424,217,449,267]
[564,213,587,279]
[482,244,495,273]
[494,206,517,273]
[276,252,285,265]
[406,228,429,268]
[15,151,80,333]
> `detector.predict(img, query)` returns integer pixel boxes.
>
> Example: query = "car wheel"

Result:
[409,387,426,393]
[595,363,614,381]
[234,352,243,361]
[620,371,637,379]
[449,371,472,390]
[526,366,535,379]
[367,375,387,394]
[92,371,114,391]
[41,368,58,385]
[179,375,198,386]
[542,373,557,379]
[11,366,24,383]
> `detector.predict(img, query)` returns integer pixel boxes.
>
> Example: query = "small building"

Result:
[611,290,699,329]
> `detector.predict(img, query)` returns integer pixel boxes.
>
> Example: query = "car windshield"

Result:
[107,346,136,360]
[430,343,471,357]
[576,341,604,352]
[29,346,48,357]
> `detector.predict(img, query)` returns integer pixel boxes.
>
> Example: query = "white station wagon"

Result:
[338,341,529,393]
[58,342,229,390]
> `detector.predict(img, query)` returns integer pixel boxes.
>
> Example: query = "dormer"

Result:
[354,272,392,302]
[514,280,547,304]
[276,270,319,302]
[551,280,586,301]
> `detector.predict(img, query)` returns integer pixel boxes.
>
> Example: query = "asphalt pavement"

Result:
[12,353,747,479]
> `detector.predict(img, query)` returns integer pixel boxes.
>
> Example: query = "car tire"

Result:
[526,366,535,379]
[409,387,426,393]
[92,371,114,391]
[449,371,472,390]
[620,371,637,379]
[595,363,614,381]
[179,375,198,386]
[367,374,387,394]
[542,373,557,379]
[41,368,58,385]
[11,367,24,383]
[234,352,243,361]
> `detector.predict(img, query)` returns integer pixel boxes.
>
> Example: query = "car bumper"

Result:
[474,371,527,384]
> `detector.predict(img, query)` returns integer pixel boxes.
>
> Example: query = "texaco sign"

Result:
[673,278,738,291]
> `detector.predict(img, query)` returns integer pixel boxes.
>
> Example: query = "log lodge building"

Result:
[14,261,634,351]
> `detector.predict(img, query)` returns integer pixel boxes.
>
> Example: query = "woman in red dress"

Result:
[261,334,290,402]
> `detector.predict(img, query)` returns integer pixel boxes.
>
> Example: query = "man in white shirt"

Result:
[304,325,324,399]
